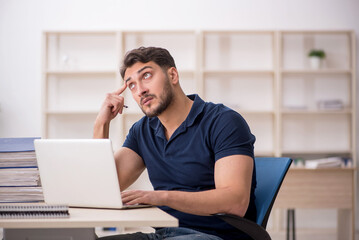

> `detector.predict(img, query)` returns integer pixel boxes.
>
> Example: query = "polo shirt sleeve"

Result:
[122,121,140,155]
[211,110,256,161]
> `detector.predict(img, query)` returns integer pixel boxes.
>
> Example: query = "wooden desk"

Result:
[274,167,355,240]
[0,207,178,240]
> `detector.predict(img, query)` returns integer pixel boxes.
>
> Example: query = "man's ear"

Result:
[167,67,179,84]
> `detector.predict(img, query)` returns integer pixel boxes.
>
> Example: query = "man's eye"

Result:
[129,83,135,90]
[144,73,151,79]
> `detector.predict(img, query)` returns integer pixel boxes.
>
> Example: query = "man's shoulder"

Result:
[202,101,239,120]
[201,101,251,134]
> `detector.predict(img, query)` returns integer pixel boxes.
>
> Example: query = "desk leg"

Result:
[337,209,352,240]
[286,209,296,240]
[3,228,96,240]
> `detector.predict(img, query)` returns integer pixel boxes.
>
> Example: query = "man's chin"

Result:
[141,106,156,118]
[144,112,157,118]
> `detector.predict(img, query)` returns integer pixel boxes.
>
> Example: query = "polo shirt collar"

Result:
[185,94,205,128]
[149,94,205,137]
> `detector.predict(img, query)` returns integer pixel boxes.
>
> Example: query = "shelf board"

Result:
[280,30,353,34]
[123,30,196,35]
[238,110,275,115]
[281,69,352,74]
[254,151,275,157]
[203,30,275,34]
[46,110,99,115]
[281,109,352,115]
[45,31,117,35]
[45,70,118,75]
[45,69,193,75]
[288,167,356,171]
[281,150,352,155]
[203,70,275,75]
[123,111,145,116]
[46,110,146,117]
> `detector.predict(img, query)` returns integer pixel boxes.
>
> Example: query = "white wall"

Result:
[1,0,358,137]
[1,0,359,233]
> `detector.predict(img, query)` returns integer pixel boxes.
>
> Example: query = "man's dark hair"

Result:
[120,46,177,79]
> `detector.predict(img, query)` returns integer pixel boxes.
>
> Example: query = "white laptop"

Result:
[34,139,149,209]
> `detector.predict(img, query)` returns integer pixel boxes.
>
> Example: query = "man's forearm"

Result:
[93,121,110,139]
[164,188,249,217]
[122,188,249,217]
[120,155,253,217]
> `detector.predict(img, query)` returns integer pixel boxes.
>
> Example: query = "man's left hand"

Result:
[121,190,166,206]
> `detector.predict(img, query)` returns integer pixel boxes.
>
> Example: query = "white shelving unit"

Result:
[278,31,356,162]
[42,30,356,163]
[42,30,356,239]
[201,31,277,157]
[42,31,122,146]
[276,30,356,240]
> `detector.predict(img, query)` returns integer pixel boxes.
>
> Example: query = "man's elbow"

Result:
[227,196,250,217]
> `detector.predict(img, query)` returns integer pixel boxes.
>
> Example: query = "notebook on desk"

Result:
[34,139,150,209]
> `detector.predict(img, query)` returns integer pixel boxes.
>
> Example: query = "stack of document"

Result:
[317,99,344,110]
[0,187,44,203]
[0,151,37,168]
[0,168,40,186]
[0,138,44,203]
[305,157,343,169]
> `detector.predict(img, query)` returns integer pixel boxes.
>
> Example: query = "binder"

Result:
[0,204,69,218]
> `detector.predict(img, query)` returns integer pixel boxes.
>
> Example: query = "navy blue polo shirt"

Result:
[123,94,256,240]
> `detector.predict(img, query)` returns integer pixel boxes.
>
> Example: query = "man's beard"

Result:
[140,76,174,118]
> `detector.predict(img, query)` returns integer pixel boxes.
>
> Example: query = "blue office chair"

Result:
[214,157,292,240]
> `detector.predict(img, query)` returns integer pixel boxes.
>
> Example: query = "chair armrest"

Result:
[213,213,271,240]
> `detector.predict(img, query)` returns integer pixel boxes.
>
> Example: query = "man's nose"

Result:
[136,82,148,97]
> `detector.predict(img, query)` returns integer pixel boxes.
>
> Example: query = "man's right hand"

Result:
[94,84,127,138]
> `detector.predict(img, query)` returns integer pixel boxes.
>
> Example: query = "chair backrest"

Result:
[254,157,292,228]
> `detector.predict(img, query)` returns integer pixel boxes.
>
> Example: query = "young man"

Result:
[94,47,256,240]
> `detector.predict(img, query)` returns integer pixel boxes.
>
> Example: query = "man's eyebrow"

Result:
[125,66,153,83]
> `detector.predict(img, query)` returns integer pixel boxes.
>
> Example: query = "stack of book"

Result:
[0,137,44,203]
